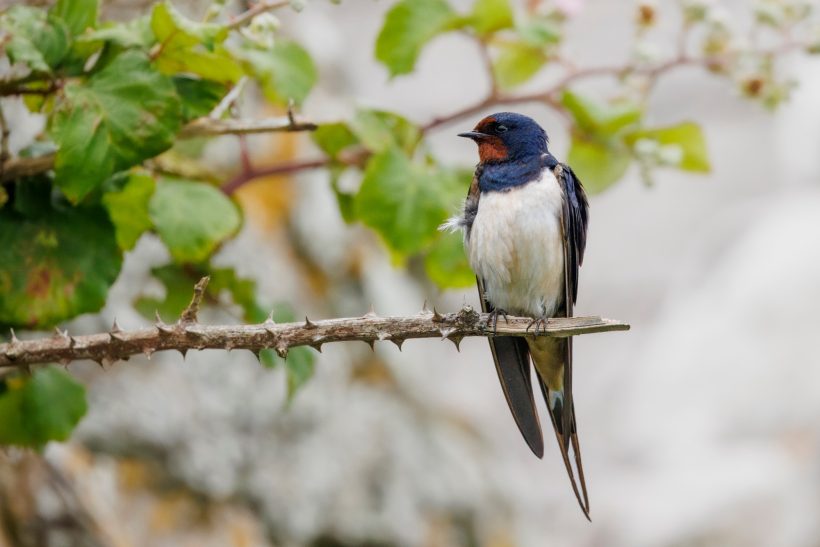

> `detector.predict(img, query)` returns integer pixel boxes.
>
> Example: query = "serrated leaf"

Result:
[151,1,242,83]
[470,0,514,35]
[355,148,454,254]
[567,135,631,193]
[237,41,317,105]
[102,171,156,250]
[348,109,420,154]
[0,6,71,73]
[561,90,642,136]
[493,41,547,89]
[625,122,710,172]
[173,76,227,121]
[51,51,182,202]
[424,230,474,288]
[52,0,98,37]
[0,201,122,328]
[312,122,359,159]
[375,0,456,76]
[0,367,87,448]
[149,178,241,263]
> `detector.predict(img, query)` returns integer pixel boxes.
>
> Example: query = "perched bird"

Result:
[443,112,590,518]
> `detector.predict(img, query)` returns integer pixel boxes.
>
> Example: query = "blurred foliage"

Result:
[0,0,817,446]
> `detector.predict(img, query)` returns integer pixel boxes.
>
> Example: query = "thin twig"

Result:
[209,77,248,119]
[0,116,318,183]
[227,0,290,30]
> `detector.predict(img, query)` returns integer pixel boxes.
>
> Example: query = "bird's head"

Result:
[458,112,548,163]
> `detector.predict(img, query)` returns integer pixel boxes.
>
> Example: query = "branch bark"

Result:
[0,279,629,370]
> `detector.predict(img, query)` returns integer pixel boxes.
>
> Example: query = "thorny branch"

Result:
[0,278,629,370]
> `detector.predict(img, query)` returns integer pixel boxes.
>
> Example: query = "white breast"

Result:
[466,169,565,318]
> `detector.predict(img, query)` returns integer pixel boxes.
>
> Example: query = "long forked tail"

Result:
[529,337,590,520]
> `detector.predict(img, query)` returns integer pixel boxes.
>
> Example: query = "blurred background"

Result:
[2,0,820,546]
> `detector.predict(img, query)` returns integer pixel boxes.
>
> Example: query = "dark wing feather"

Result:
[477,278,544,458]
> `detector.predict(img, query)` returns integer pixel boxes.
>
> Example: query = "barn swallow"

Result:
[443,112,591,518]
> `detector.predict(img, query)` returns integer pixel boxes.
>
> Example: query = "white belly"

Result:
[466,171,565,318]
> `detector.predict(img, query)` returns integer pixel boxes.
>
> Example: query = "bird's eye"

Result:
[496,124,508,133]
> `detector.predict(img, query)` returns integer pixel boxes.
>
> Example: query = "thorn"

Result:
[250,349,261,363]
[225,341,235,352]
[391,338,405,351]
[364,339,375,351]
[448,335,464,352]
[143,347,154,359]
[68,336,76,349]
[155,312,174,334]
[304,316,316,329]
[111,318,122,333]
[432,307,443,322]
[364,304,378,319]
[265,310,276,325]
[102,356,116,367]
[59,357,71,367]
[275,345,288,359]
[177,348,188,360]
[53,326,67,339]
[9,328,19,344]
[310,335,323,353]
[421,299,429,313]
[94,359,105,370]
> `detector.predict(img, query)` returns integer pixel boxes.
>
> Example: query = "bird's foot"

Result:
[526,315,550,335]
[486,309,509,334]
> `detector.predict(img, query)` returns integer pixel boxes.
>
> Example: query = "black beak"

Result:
[458,131,489,141]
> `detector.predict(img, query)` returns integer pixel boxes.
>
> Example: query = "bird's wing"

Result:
[477,278,544,458]
[534,161,591,518]
[463,171,544,458]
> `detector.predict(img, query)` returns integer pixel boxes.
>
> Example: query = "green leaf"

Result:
[470,0,514,35]
[150,1,243,83]
[0,202,122,328]
[102,171,156,250]
[625,122,710,172]
[567,135,631,193]
[312,122,359,159]
[52,0,99,37]
[284,347,315,399]
[355,148,455,254]
[493,41,547,89]
[424,230,474,288]
[561,90,642,136]
[0,367,87,448]
[237,41,317,105]
[77,16,154,49]
[330,170,357,223]
[516,16,561,47]
[0,6,71,73]
[51,51,182,202]
[348,109,420,154]
[149,178,241,263]
[375,0,456,76]
[173,76,226,121]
